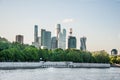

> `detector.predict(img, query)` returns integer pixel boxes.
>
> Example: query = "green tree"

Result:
[23,46,39,62]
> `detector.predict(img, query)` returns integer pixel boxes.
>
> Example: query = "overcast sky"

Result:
[0,0,120,53]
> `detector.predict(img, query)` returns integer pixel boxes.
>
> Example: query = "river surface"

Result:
[0,68,120,80]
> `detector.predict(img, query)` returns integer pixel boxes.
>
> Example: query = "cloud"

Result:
[62,19,75,23]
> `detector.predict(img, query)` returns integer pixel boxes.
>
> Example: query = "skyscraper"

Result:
[41,29,51,49]
[34,25,38,43]
[56,24,61,38]
[68,36,76,48]
[68,28,76,49]
[80,37,87,51]
[51,37,57,49]
[41,29,46,46]
[16,35,24,44]
[55,24,66,49]
[32,25,40,48]
[62,29,66,49]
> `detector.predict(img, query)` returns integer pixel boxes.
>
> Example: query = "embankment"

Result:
[0,62,110,69]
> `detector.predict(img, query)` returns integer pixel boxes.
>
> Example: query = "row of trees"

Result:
[0,41,110,63]
[0,37,111,63]
[110,56,120,64]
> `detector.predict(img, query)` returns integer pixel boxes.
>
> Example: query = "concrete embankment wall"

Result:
[0,62,110,69]
[73,63,110,68]
[0,62,43,69]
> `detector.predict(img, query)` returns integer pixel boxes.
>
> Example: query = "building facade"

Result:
[51,37,57,49]
[34,25,38,43]
[32,25,41,48]
[41,29,51,49]
[80,37,87,51]
[55,24,66,49]
[68,36,76,48]
[16,35,24,44]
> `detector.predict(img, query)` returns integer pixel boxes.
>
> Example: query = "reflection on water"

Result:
[0,68,120,80]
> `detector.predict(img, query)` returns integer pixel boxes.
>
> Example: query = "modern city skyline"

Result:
[0,0,120,53]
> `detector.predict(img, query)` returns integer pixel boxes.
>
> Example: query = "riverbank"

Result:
[0,62,110,69]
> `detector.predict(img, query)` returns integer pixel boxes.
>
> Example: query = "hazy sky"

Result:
[0,0,120,53]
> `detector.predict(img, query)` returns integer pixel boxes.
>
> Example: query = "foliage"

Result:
[0,40,111,63]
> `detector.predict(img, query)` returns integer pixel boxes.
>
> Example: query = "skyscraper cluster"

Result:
[31,24,87,51]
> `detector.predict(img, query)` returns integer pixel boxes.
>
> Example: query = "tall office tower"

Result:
[68,28,76,49]
[80,37,87,51]
[45,31,51,49]
[41,29,46,46]
[34,25,38,43]
[16,35,24,44]
[56,24,61,38]
[55,24,66,49]
[32,25,41,48]
[68,36,76,48]
[62,29,66,49]
[41,29,51,49]
[38,37,41,46]
[58,32,63,48]
[51,37,57,49]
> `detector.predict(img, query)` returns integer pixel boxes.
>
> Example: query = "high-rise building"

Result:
[41,29,46,46]
[56,24,61,38]
[32,25,40,48]
[16,35,24,44]
[68,28,76,49]
[34,25,38,43]
[68,36,76,48]
[62,29,66,49]
[55,24,66,49]
[41,29,51,49]
[80,37,87,51]
[51,37,57,49]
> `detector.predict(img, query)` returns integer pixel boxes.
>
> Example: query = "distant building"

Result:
[56,24,61,38]
[111,49,118,56]
[32,25,40,48]
[62,29,66,49]
[16,35,24,44]
[68,36,76,48]
[80,37,87,51]
[68,28,76,49]
[41,29,51,49]
[51,37,57,49]
[55,24,66,49]
[34,25,38,43]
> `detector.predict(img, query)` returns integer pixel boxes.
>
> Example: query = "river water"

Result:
[0,68,120,80]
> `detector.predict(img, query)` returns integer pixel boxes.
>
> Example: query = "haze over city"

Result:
[0,0,120,53]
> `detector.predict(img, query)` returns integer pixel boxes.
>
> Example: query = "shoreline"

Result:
[0,62,111,69]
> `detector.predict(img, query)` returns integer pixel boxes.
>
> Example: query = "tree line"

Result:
[1,37,120,63]
[0,40,111,63]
